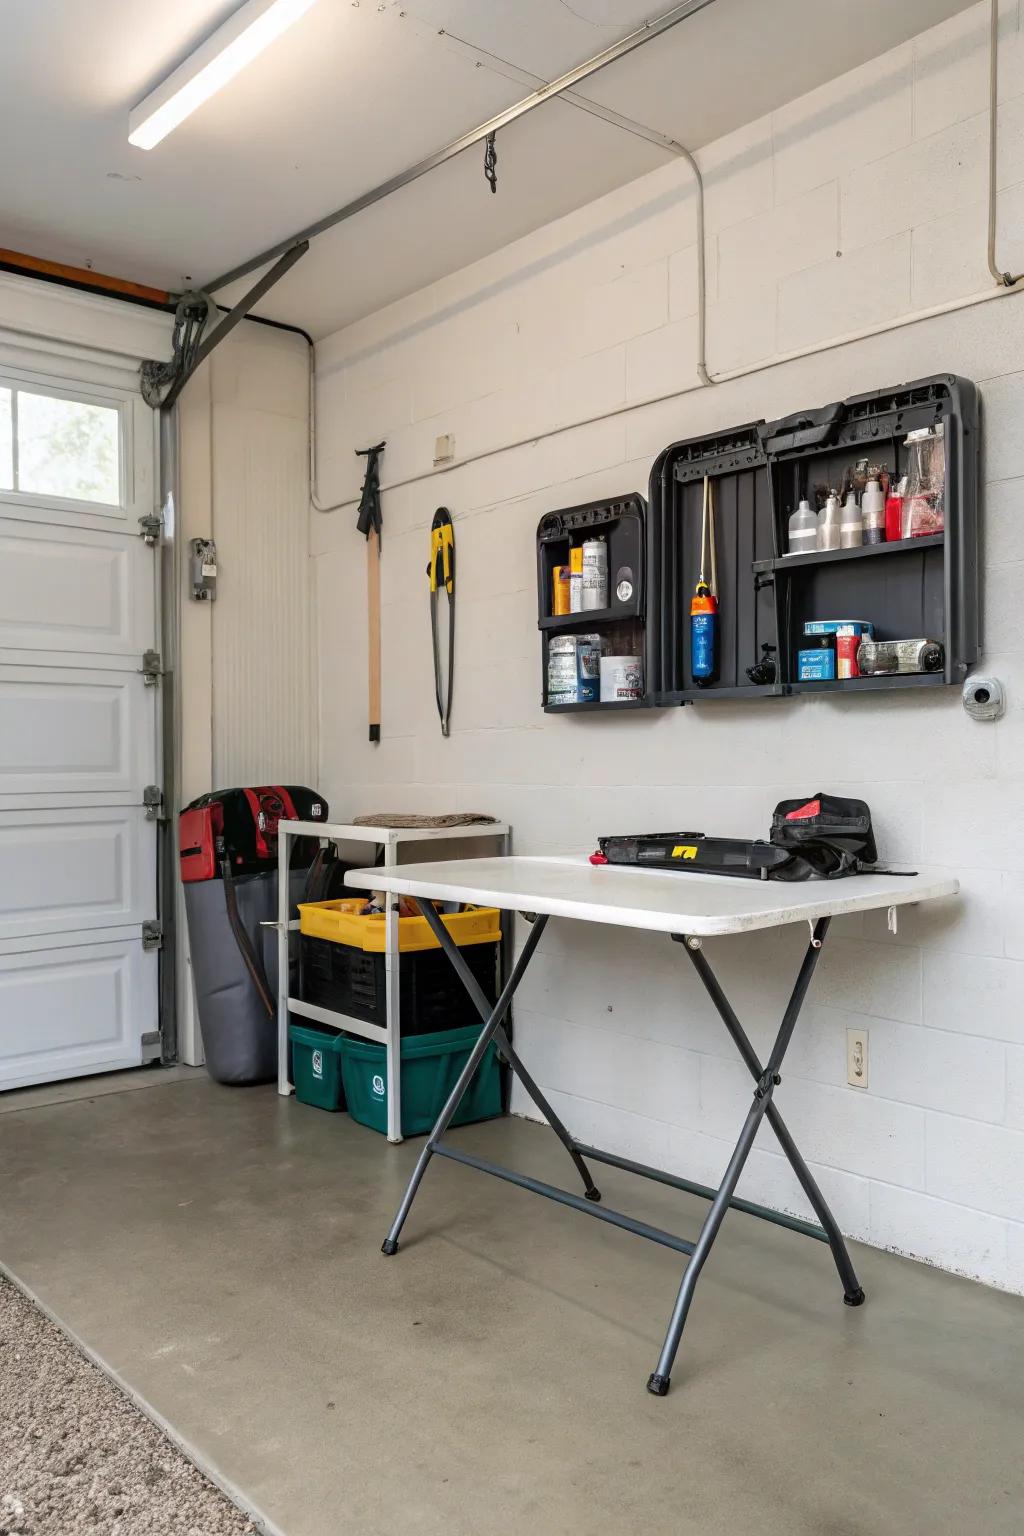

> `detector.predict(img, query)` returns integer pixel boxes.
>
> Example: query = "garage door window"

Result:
[0,383,122,507]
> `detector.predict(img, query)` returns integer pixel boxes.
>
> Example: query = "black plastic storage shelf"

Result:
[537,494,648,713]
[646,373,980,704]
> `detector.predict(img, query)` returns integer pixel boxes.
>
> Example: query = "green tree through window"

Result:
[17,392,120,504]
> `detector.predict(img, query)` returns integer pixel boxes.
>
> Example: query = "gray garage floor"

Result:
[0,1072,1022,1536]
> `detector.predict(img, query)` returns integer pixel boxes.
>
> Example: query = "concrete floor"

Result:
[1,1076,1022,1536]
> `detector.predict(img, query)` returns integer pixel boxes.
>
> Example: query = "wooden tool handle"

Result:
[367,529,381,742]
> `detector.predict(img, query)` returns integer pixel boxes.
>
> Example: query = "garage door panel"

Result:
[0,665,156,798]
[0,518,154,658]
[0,808,154,941]
[0,363,159,1091]
[0,939,155,1091]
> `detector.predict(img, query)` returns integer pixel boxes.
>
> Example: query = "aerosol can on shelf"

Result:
[861,476,886,544]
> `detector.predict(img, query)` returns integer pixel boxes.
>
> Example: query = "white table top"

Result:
[345,854,958,937]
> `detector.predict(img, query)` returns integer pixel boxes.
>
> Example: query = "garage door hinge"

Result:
[138,513,162,546]
[143,785,164,821]
[142,920,162,952]
[140,649,162,686]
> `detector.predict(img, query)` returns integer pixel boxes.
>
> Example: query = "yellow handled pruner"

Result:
[427,508,455,735]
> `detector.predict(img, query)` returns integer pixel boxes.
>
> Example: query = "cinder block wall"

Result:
[312,1,1024,1292]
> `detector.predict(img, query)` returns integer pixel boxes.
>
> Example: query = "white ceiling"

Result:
[0,0,975,337]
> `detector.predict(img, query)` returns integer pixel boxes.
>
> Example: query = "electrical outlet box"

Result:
[846,1027,868,1088]
[433,432,455,466]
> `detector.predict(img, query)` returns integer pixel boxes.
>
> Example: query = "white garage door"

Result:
[0,362,159,1090]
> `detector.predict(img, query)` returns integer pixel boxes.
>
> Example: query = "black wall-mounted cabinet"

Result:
[646,374,979,705]
[536,494,647,712]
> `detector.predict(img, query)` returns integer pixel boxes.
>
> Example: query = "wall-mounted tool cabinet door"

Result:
[647,421,780,703]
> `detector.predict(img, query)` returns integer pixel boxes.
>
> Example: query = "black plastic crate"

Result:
[299,934,498,1034]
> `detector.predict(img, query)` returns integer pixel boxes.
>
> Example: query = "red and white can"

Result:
[836,627,860,680]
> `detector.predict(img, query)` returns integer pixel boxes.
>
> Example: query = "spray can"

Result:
[690,584,719,684]
[861,477,885,544]
[552,565,571,616]
[569,546,584,613]
[835,625,861,679]
[581,537,609,611]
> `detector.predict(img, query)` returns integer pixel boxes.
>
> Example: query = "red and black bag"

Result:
[179,786,327,882]
[768,794,877,881]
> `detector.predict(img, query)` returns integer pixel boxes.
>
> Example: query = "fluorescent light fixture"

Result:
[129,0,318,150]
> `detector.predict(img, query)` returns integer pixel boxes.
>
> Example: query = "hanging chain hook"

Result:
[484,132,498,195]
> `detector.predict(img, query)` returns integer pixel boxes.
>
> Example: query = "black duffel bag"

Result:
[769,794,877,881]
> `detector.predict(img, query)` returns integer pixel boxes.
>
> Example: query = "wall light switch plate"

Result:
[433,432,455,465]
[846,1027,868,1088]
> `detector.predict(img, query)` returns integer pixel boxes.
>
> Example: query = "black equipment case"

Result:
[596,796,878,883]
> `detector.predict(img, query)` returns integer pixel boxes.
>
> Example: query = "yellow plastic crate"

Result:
[297,897,501,954]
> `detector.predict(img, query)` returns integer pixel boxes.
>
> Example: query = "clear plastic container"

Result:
[839,491,863,549]
[787,498,818,555]
[902,425,945,538]
[817,492,841,552]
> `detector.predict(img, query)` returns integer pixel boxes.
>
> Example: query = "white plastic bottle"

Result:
[840,491,863,549]
[817,492,841,552]
[787,499,818,555]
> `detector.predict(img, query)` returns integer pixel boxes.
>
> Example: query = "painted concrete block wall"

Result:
[180,321,317,795]
[311,1,1024,1293]
[177,320,316,1065]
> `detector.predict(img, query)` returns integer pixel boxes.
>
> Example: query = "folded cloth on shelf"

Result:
[351,813,498,829]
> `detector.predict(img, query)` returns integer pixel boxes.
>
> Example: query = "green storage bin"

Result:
[340,1024,502,1138]
[289,1021,346,1111]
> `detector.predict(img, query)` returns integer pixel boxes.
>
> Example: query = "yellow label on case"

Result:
[672,845,698,860]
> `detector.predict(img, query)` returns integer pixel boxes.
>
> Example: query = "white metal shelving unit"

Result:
[276,819,511,1142]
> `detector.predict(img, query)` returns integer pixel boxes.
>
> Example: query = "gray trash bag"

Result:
[184,868,307,1085]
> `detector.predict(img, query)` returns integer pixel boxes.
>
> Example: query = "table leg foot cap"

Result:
[646,1373,671,1397]
[585,1188,602,1203]
[381,1238,399,1256]
[843,1287,866,1307]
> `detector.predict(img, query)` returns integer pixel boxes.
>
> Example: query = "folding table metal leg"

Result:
[647,917,861,1396]
[680,920,865,1307]
[384,840,402,1144]
[381,912,549,1255]
[413,900,600,1202]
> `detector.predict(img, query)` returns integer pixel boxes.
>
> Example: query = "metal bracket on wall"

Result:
[143,785,164,822]
[142,920,163,952]
[140,649,162,687]
[153,241,309,411]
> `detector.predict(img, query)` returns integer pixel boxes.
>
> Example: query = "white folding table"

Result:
[346,854,958,1394]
